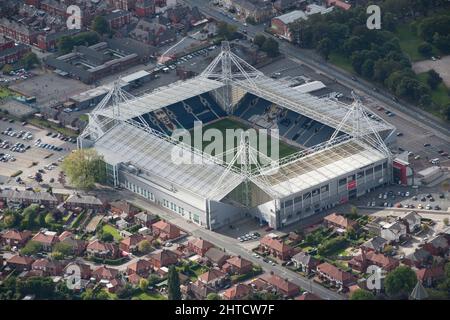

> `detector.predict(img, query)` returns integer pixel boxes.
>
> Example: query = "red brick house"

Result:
[188,238,214,257]
[0,43,31,67]
[296,292,322,300]
[198,268,228,288]
[223,283,252,300]
[148,249,178,269]
[316,262,356,291]
[260,273,300,297]
[223,256,253,275]
[105,9,132,29]
[86,240,119,259]
[6,255,34,271]
[120,234,145,254]
[92,265,119,281]
[422,235,450,257]
[31,231,59,252]
[0,18,42,45]
[326,0,351,11]
[348,249,399,273]
[1,230,32,248]
[31,258,64,277]
[64,262,92,280]
[127,259,152,277]
[135,0,156,17]
[260,236,293,260]
[152,220,180,240]
[416,265,445,287]
[323,213,358,231]
[110,200,139,218]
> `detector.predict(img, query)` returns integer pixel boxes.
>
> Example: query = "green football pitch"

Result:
[188,117,299,164]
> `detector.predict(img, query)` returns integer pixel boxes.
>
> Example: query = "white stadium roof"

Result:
[95,77,224,120]
[94,122,244,204]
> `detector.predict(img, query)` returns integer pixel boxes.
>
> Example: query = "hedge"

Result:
[11,170,23,177]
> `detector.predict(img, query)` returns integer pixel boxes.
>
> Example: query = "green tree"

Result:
[2,64,13,75]
[206,292,222,300]
[427,69,442,90]
[138,239,152,254]
[350,289,375,300]
[167,265,181,300]
[385,266,417,299]
[81,289,95,300]
[96,290,111,300]
[17,277,55,299]
[217,22,237,40]
[61,148,106,189]
[418,42,433,57]
[444,217,449,226]
[317,38,332,60]
[261,38,280,57]
[117,284,134,299]
[53,242,73,258]
[101,232,114,242]
[253,34,266,47]
[139,278,149,292]
[20,241,42,256]
[20,52,40,70]
[92,16,110,34]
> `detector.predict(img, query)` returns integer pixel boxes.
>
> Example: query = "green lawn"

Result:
[102,224,123,241]
[0,87,15,99]
[328,52,353,74]
[134,292,167,300]
[395,23,429,62]
[189,117,299,164]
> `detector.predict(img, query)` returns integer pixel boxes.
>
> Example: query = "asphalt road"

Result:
[184,0,450,142]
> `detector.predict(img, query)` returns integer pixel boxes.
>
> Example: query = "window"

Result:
[303,192,311,200]
[375,164,382,172]
[357,171,364,179]
[320,185,329,193]
[284,199,293,207]
[348,174,356,182]
[365,167,374,176]
[294,196,302,204]
[312,188,320,197]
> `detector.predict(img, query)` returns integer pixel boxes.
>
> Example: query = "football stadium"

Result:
[78,42,396,230]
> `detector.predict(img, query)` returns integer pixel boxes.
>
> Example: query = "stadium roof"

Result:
[94,122,245,205]
[253,139,387,197]
[95,77,224,120]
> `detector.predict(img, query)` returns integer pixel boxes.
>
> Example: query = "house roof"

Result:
[149,249,178,265]
[7,255,34,265]
[58,231,73,241]
[135,211,157,222]
[93,266,119,280]
[127,259,152,273]
[66,194,103,206]
[87,239,118,253]
[416,266,445,282]
[223,283,251,300]
[296,292,322,300]
[32,232,58,245]
[262,274,299,294]
[110,200,136,214]
[406,248,432,263]
[326,0,351,10]
[226,256,252,269]
[361,236,388,251]
[324,213,357,229]
[260,236,292,253]
[0,189,57,202]
[152,220,180,234]
[121,234,145,247]
[291,251,318,266]
[198,268,227,283]
[427,235,449,250]
[317,262,355,283]
[189,238,214,251]
[204,247,229,264]
[32,258,60,269]
[1,229,32,241]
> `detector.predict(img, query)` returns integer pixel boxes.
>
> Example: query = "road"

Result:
[184,0,450,142]
[121,190,344,300]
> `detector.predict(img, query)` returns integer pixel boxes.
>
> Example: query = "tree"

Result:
[139,278,149,292]
[385,266,417,299]
[117,284,134,299]
[217,22,237,40]
[138,239,152,254]
[17,277,56,299]
[206,293,222,300]
[92,16,110,35]
[350,289,375,300]
[81,289,95,300]
[20,241,42,256]
[20,52,40,70]
[316,38,332,60]
[53,242,73,258]
[2,64,13,75]
[444,217,449,226]
[261,38,280,57]
[61,148,106,189]
[101,232,114,242]
[418,42,433,57]
[96,290,111,300]
[167,265,181,300]
[253,34,266,48]
[427,69,442,90]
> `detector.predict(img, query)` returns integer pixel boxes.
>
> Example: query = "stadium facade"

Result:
[79,42,396,230]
